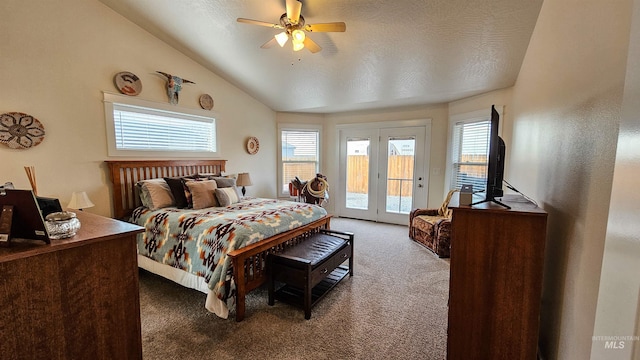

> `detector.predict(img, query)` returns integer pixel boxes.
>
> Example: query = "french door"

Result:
[337,123,430,225]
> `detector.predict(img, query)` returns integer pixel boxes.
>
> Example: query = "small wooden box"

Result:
[459,185,473,206]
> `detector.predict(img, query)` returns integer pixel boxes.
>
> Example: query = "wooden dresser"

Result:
[0,211,144,360]
[447,195,547,360]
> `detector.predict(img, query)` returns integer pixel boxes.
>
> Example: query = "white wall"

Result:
[508,0,633,359]
[0,0,277,217]
[592,0,640,358]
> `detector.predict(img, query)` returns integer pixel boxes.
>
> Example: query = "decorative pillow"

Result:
[209,177,242,199]
[164,176,196,209]
[208,176,234,187]
[215,187,240,207]
[137,178,174,210]
[182,177,205,208]
[184,180,219,209]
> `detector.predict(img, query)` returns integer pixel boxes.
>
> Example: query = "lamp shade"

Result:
[275,32,289,47]
[67,191,95,210]
[236,173,253,187]
[292,41,304,52]
[292,29,305,43]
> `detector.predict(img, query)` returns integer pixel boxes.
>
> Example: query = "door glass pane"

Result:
[346,138,369,209]
[386,137,415,214]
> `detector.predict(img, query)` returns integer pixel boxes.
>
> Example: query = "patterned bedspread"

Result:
[130,198,327,316]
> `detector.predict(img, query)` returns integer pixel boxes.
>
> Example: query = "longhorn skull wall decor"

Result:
[156,71,195,105]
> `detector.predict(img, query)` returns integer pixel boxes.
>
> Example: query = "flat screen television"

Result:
[471,105,511,209]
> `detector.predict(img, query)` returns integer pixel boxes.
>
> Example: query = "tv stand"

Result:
[469,197,511,209]
[447,194,547,359]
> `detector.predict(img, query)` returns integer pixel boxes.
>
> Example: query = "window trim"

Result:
[103,92,220,158]
[445,106,504,195]
[277,124,322,198]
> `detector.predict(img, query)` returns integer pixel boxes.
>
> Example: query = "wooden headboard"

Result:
[105,160,226,219]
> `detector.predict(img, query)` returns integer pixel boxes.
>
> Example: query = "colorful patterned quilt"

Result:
[130,198,327,316]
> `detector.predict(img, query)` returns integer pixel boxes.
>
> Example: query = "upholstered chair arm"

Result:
[410,208,440,221]
[436,217,452,229]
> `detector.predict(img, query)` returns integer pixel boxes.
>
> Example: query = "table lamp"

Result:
[236,173,253,197]
[67,191,95,211]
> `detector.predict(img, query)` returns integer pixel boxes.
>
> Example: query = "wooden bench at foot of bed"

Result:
[105,159,331,322]
[268,228,354,319]
[228,215,331,321]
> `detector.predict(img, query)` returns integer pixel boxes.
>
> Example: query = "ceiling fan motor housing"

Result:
[280,13,305,34]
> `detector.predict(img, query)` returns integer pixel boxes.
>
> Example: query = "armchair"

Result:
[409,189,458,258]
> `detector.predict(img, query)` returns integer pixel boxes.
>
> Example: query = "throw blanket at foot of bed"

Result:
[131,198,328,319]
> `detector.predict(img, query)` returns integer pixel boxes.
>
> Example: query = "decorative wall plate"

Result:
[199,94,214,110]
[246,136,259,155]
[0,112,46,149]
[114,71,142,96]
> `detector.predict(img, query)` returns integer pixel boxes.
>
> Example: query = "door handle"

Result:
[418,184,423,188]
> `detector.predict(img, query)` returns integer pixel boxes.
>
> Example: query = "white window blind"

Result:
[112,103,216,152]
[280,129,320,194]
[451,120,490,192]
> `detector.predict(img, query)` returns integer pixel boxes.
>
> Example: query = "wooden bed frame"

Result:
[105,160,331,321]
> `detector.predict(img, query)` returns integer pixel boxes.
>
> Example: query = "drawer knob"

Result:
[321,268,328,274]
[341,253,348,258]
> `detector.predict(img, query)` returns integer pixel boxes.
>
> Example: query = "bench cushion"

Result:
[278,233,348,267]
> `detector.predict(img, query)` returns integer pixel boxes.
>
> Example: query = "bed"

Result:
[105,160,331,321]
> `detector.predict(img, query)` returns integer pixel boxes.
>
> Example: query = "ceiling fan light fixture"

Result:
[292,29,305,43]
[292,41,304,52]
[237,0,345,55]
[275,32,289,47]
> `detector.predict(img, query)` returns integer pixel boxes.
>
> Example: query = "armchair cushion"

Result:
[413,214,449,233]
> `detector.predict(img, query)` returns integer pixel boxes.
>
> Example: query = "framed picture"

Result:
[0,189,50,244]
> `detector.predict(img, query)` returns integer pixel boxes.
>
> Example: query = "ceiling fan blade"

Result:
[286,0,302,24]
[260,37,278,49]
[237,18,283,29]
[304,22,346,32]
[303,37,322,53]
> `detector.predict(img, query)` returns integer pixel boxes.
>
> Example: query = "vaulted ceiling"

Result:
[98,0,543,113]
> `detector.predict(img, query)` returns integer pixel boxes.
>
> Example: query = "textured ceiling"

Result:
[98,0,543,113]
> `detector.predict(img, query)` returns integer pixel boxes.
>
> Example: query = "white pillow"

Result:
[215,187,240,207]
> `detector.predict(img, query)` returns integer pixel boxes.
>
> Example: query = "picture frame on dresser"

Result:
[0,189,50,244]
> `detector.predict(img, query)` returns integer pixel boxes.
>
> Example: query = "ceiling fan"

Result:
[237,0,346,53]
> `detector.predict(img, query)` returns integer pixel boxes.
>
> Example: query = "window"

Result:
[447,107,503,193]
[450,119,490,191]
[278,125,321,196]
[104,93,218,157]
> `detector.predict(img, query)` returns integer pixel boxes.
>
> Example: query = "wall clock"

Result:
[246,136,259,155]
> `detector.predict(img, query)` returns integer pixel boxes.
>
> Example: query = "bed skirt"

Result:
[137,255,229,319]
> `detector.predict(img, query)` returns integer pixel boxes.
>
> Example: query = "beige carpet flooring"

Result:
[139,217,450,359]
